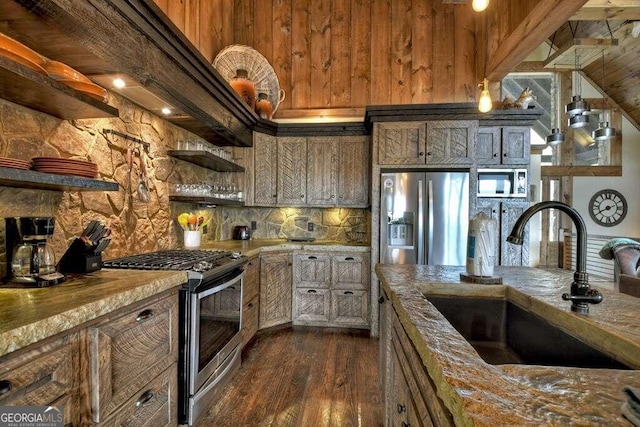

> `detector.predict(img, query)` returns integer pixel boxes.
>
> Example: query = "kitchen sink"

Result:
[425,296,630,370]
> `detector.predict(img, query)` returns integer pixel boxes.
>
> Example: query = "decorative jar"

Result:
[229,69,256,109]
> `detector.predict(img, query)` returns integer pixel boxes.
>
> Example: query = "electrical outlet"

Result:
[202,224,208,235]
[307,222,314,231]
[251,221,257,230]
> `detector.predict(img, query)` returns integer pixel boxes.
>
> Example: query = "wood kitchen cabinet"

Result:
[477,126,530,166]
[292,251,369,328]
[277,137,307,206]
[477,199,530,266]
[0,331,80,426]
[377,121,476,166]
[87,291,178,424]
[241,255,260,348]
[252,133,278,206]
[259,253,293,329]
[307,136,370,207]
[380,291,454,427]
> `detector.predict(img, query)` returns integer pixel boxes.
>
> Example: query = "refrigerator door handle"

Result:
[427,180,434,264]
[417,179,424,264]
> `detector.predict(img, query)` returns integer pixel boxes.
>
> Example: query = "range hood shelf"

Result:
[0,57,118,120]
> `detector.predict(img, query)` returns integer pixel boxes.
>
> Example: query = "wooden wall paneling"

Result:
[292,0,311,108]
[432,2,455,102]
[197,0,214,62]
[210,0,235,57]
[184,0,200,50]
[453,5,475,102]
[411,0,432,104]
[253,0,273,66]
[155,0,169,15]
[330,0,351,107]
[350,0,371,108]
[234,0,254,47]
[167,0,187,35]
[370,0,392,105]
[310,0,331,108]
[273,0,293,112]
[390,0,413,105]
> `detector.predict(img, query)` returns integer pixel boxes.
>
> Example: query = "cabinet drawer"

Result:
[0,332,79,426]
[330,289,369,328]
[98,364,177,427]
[242,295,259,348]
[293,288,331,325]
[294,253,332,288]
[331,254,369,290]
[89,293,178,422]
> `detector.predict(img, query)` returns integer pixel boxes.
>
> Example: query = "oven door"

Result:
[189,270,243,395]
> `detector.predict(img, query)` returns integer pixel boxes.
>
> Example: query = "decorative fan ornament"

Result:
[213,44,285,116]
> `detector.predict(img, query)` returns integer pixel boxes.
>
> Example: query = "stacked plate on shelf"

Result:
[43,60,108,102]
[31,157,98,178]
[0,32,46,74]
[0,156,31,170]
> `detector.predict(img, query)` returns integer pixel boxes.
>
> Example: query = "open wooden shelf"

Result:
[0,56,118,120]
[0,167,119,192]
[167,150,245,172]
[169,195,244,207]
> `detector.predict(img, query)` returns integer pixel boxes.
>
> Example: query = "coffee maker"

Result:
[4,217,65,287]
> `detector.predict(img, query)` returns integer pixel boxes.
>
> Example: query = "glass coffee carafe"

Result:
[4,217,65,287]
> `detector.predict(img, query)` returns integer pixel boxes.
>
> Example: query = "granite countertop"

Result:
[0,269,186,358]
[375,264,640,426]
[202,238,370,257]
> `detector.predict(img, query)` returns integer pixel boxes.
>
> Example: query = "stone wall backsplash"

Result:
[0,95,229,275]
[214,207,370,243]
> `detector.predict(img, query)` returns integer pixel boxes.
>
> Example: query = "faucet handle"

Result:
[562,289,603,315]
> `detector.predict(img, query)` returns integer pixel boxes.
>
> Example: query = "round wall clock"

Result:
[588,189,627,227]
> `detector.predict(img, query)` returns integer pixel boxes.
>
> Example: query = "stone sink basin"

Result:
[425,295,631,370]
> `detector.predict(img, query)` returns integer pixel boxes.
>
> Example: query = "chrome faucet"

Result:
[507,201,603,315]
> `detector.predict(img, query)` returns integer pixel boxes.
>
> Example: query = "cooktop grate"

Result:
[103,250,232,271]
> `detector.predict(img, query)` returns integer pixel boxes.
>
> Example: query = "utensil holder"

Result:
[184,230,201,249]
[58,238,102,274]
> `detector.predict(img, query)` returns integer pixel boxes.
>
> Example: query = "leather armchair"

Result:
[612,245,640,297]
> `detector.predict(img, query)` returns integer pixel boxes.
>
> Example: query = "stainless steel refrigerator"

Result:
[380,171,469,266]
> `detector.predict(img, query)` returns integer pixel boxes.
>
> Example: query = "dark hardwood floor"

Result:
[196,327,383,427]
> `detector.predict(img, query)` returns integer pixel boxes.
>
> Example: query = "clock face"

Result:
[588,189,627,227]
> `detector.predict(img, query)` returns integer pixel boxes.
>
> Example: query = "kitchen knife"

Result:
[88,223,106,241]
[81,220,100,238]
[94,238,111,254]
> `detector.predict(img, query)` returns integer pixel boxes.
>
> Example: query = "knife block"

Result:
[58,238,102,274]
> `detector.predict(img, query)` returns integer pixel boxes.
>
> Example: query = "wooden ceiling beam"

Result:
[571,0,640,20]
[486,0,589,81]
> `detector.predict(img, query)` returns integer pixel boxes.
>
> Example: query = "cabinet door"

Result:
[425,120,476,165]
[477,127,501,165]
[331,254,369,290]
[476,199,501,267]
[499,201,529,266]
[330,289,368,328]
[501,127,530,165]
[0,332,79,426]
[259,253,293,329]
[241,255,260,347]
[292,288,331,325]
[336,136,370,206]
[253,133,278,206]
[88,294,178,423]
[306,138,337,206]
[377,122,426,165]
[294,252,331,288]
[277,137,307,205]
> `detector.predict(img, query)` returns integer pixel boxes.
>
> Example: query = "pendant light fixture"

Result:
[592,48,616,141]
[472,0,489,12]
[565,23,591,128]
[478,78,493,112]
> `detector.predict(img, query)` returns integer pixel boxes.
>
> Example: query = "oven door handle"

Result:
[194,271,244,300]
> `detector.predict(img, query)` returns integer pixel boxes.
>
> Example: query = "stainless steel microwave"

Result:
[477,168,527,198]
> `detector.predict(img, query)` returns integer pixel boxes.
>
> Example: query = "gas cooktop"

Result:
[102,250,245,281]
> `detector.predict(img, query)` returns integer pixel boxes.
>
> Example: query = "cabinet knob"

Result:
[344,291,354,295]
[339,195,344,199]
[300,195,305,199]
[136,390,155,407]
[307,289,317,294]
[136,309,154,322]
[331,195,335,199]
[0,379,12,396]
[419,152,425,156]
[426,152,432,156]
[308,256,318,260]
[401,422,410,427]
[248,302,253,308]
[378,296,385,304]
[493,153,498,157]
[272,194,277,198]
[397,403,407,414]
[345,257,355,261]
[503,153,508,157]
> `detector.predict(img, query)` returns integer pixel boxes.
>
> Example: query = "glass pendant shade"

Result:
[566,95,590,117]
[569,113,590,128]
[478,79,492,113]
[546,128,565,145]
[593,122,616,141]
[472,0,489,12]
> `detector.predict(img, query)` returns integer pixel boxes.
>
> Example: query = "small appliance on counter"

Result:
[3,217,65,287]
[233,225,250,240]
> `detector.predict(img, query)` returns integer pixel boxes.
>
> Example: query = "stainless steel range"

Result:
[103,250,246,425]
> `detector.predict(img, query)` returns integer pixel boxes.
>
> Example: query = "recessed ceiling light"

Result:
[113,78,126,89]
[161,107,171,115]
